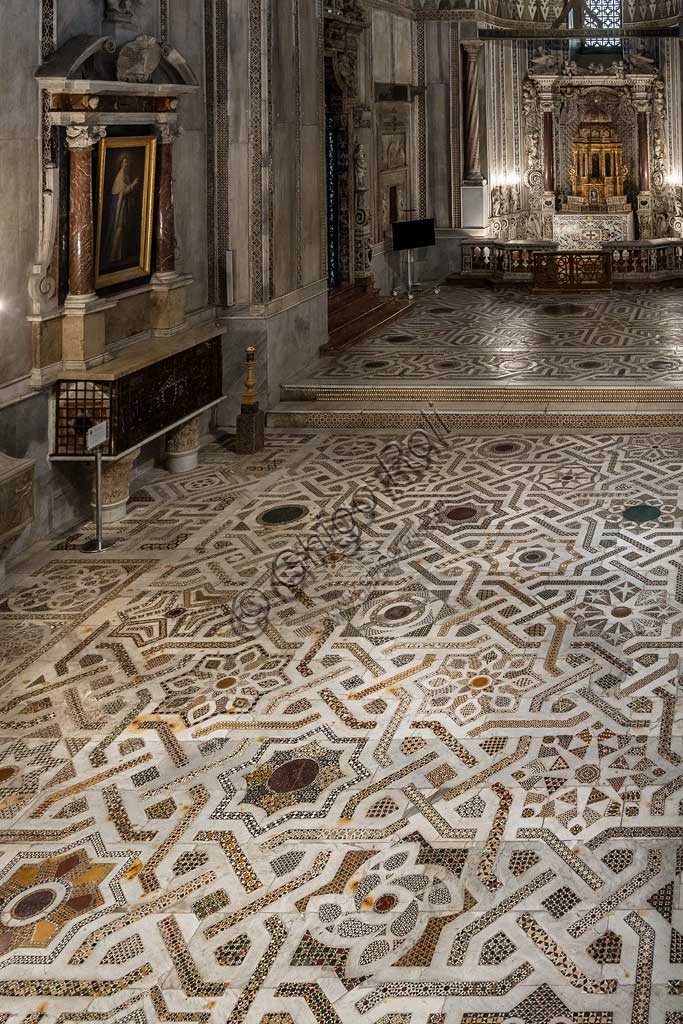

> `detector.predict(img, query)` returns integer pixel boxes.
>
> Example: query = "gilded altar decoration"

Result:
[94,135,157,289]
[568,114,629,211]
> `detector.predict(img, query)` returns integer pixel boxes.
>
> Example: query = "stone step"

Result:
[328,291,385,333]
[268,399,683,431]
[327,282,367,311]
[279,382,683,404]
[322,297,412,355]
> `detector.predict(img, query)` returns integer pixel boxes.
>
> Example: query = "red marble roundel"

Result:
[11,888,56,920]
[268,757,320,794]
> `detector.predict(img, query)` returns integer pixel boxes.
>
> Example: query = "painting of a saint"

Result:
[95,136,156,288]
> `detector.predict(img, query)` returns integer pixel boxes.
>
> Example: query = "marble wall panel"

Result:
[392,15,413,85]
[264,289,327,407]
[426,82,452,227]
[105,290,151,349]
[175,128,209,311]
[272,0,296,126]
[272,125,299,299]
[299,0,321,127]
[218,288,325,419]
[168,0,206,133]
[426,19,449,85]
[56,0,101,41]
[226,0,250,305]
[372,9,393,83]
[228,141,252,305]
[0,4,39,386]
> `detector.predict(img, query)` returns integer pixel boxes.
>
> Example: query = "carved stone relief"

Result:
[104,0,149,25]
[521,79,543,239]
[376,103,413,240]
[116,35,162,82]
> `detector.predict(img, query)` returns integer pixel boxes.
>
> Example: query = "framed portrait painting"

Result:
[95,136,157,289]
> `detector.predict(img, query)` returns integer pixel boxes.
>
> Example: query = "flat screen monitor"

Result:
[392,218,436,252]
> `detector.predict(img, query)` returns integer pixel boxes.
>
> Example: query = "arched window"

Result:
[592,153,600,178]
[605,153,611,176]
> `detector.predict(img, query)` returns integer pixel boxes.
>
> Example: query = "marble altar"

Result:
[553,212,634,249]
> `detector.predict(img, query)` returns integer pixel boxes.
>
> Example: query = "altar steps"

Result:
[322,283,412,354]
[268,390,683,431]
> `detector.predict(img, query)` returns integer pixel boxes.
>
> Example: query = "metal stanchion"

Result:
[81,422,114,553]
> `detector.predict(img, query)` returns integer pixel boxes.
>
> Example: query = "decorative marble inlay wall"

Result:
[450,21,461,227]
[41,0,56,60]
[204,0,230,305]
[553,211,634,249]
[415,21,427,218]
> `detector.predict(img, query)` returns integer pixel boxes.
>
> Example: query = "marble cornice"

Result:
[365,0,416,16]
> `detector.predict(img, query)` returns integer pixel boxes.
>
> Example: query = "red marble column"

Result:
[155,125,179,275]
[638,111,650,192]
[66,126,106,298]
[543,111,555,192]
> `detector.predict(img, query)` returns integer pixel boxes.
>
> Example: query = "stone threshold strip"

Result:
[230,409,452,634]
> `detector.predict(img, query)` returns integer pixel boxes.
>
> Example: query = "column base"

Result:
[637,192,653,239]
[62,296,114,370]
[461,184,490,229]
[236,408,265,454]
[167,449,199,474]
[150,274,191,330]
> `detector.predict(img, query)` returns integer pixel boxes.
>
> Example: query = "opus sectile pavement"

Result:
[3,428,683,1022]
[292,286,683,388]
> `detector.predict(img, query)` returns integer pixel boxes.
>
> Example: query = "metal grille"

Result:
[55,380,114,456]
[533,250,612,290]
[54,337,223,457]
[583,0,622,47]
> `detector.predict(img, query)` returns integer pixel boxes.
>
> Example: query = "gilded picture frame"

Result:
[95,136,157,289]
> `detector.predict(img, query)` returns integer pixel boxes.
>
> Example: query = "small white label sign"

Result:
[86,420,109,452]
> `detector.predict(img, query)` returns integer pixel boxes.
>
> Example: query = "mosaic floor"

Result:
[3,427,683,1022]
[287,286,683,391]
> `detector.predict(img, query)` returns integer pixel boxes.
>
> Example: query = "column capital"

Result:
[66,125,107,150]
[158,121,183,145]
[462,40,483,58]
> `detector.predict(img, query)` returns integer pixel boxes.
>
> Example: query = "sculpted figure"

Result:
[529,47,560,73]
[627,47,656,71]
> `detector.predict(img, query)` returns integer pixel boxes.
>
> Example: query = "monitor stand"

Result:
[392,248,441,300]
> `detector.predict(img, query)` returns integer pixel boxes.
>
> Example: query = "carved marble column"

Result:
[540,98,556,240]
[166,416,201,474]
[462,42,483,183]
[66,125,106,300]
[634,102,653,238]
[155,123,180,279]
[94,449,139,525]
[63,125,109,370]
